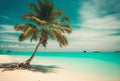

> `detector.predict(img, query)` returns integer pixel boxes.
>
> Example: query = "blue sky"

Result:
[0,0,120,52]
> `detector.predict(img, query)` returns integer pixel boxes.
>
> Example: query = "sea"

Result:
[1,52,120,64]
[0,52,120,80]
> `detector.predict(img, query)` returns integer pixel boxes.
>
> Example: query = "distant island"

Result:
[0,50,2,52]
[7,50,11,53]
[93,51,100,53]
[115,51,120,53]
[83,51,87,53]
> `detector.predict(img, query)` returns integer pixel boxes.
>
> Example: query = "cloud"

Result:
[0,24,20,33]
[0,34,38,45]
[0,44,24,48]
[8,44,24,48]
[79,0,120,31]
[67,0,120,51]
[0,15,15,21]
[1,16,9,19]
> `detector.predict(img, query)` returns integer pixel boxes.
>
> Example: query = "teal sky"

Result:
[0,0,120,52]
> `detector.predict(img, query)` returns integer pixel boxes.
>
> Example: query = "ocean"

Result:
[0,52,120,80]
[1,52,120,64]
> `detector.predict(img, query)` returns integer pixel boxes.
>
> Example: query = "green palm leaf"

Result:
[15,24,38,41]
[29,3,39,15]
[22,14,47,25]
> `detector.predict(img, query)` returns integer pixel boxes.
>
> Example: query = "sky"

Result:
[0,0,120,52]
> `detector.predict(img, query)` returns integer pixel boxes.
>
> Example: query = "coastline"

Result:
[0,55,120,81]
[0,55,81,81]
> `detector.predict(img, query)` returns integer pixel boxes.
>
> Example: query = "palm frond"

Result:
[52,29,68,47]
[48,30,56,40]
[29,3,39,15]
[19,33,26,41]
[53,9,64,17]
[15,24,38,42]
[31,34,38,42]
[39,1,54,22]
[15,24,26,31]
[59,24,72,34]
[22,12,38,19]
[60,16,71,22]
[22,15,47,25]
[49,24,72,34]
[60,24,71,28]
[38,0,45,10]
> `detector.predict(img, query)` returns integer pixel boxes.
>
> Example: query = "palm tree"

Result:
[15,0,72,68]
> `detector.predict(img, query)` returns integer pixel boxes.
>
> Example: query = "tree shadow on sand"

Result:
[0,62,62,73]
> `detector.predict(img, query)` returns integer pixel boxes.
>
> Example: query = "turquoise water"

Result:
[1,52,120,64]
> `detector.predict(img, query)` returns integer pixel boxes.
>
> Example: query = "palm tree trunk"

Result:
[26,39,42,64]
[18,37,46,68]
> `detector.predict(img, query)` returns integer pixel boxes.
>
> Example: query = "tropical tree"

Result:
[14,0,72,68]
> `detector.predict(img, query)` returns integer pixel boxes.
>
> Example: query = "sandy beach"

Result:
[0,55,82,81]
[0,55,120,81]
[0,55,80,81]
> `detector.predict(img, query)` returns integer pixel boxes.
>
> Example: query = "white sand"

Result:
[0,55,119,81]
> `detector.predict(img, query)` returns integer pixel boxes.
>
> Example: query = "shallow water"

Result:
[0,52,120,80]
[1,52,120,64]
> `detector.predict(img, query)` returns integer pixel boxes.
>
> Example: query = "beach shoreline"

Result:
[0,55,81,81]
[0,55,120,81]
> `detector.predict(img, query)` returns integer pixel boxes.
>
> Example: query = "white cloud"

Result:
[0,16,14,22]
[1,16,9,19]
[0,44,22,48]
[66,0,120,51]
[1,36,38,45]
[0,24,20,33]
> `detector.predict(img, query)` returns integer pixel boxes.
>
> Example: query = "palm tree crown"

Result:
[15,0,72,48]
